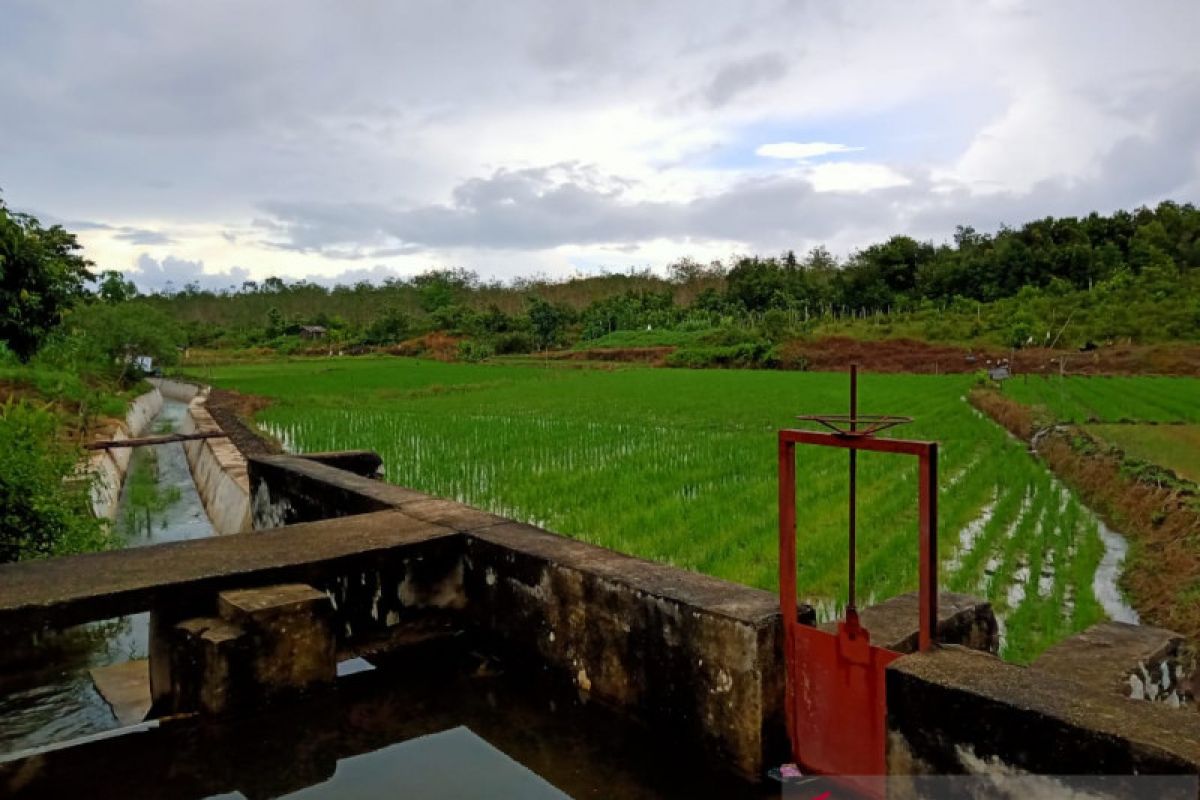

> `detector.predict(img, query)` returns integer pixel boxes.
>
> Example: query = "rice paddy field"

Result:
[1084,423,1200,484]
[205,358,1130,663]
[1004,375,1200,423]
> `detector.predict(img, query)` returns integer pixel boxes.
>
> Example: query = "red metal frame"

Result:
[778,425,938,781]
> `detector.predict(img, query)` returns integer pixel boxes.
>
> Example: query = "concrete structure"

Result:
[3,449,1198,792]
[86,386,163,519]
[153,379,251,534]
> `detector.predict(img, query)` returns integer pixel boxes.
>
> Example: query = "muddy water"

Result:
[0,399,216,755]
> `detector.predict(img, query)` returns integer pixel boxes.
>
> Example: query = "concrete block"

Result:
[169,617,251,715]
[218,583,336,694]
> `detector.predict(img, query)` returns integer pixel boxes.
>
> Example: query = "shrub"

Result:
[0,400,108,562]
[493,331,535,355]
[666,341,778,369]
[457,339,495,363]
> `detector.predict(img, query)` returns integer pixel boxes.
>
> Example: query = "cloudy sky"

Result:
[2,1,1198,292]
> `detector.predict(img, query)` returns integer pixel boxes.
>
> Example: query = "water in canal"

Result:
[0,398,215,755]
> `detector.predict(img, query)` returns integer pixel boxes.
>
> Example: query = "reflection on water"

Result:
[2,647,774,800]
[274,727,569,800]
[0,398,216,755]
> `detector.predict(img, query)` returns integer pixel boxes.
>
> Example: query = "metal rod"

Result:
[84,431,227,450]
[918,445,939,651]
[848,364,857,612]
[778,435,798,748]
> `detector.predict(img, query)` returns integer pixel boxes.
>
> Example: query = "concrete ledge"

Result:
[0,510,456,632]
[887,645,1200,776]
[250,455,429,528]
[821,591,999,654]
[1033,621,1192,706]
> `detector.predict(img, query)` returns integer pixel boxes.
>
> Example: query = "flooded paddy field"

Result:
[209,358,1141,663]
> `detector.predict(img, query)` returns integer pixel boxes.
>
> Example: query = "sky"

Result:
[2,0,1198,292]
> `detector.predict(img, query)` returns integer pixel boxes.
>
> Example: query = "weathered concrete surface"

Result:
[218,584,336,694]
[463,520,811,782]
[1033,621,1193,706]
[887,645,1200,778]
[820,591,999,654]
[89,659,151,726]
[0,510,455,633]
[179,395,252,534]
[158,584,336,716]
[164,616,250,715]
[250,455,429,529]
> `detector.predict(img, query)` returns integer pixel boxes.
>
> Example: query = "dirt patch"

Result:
[788,337,1200,376]
[387,332,463,361]
[204,389,280,457]
[780,337,991,373]
[970,388,1200,642]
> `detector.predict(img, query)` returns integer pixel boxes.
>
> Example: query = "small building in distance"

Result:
[299,325,328,340]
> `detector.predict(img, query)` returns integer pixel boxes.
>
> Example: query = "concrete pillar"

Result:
[151,583,336,716]
[218,583,337,694]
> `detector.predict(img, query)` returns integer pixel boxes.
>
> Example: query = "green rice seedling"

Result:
[210,357,1139,661]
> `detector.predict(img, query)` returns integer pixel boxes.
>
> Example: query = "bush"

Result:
[457,339,495,362]
[492,331,535,355]
[0,400,108,562]
[666,341,778,369]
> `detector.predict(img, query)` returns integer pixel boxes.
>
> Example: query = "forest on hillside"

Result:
[129,201,1200,360]
[6,195,1200,371]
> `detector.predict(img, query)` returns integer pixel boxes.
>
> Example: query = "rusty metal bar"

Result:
[848,364,858,612]
[778,434,798,749]
[85,431,227,450]
[918,445,939,652]
[779,429,934,456]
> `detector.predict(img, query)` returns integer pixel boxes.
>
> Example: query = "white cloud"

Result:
[805,162,911,193]
[756,142,864,161]
[0,1,1197,281]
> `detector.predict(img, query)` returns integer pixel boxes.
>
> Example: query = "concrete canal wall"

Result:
[88,387,164,520]
[153,379,251,535]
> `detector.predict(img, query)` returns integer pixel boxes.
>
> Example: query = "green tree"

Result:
[528,296,568,350]
[0,199,96,360]
[96,270,139,304]
[68,303,184,385]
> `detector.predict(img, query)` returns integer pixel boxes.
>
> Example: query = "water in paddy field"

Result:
[1095,519,1139,624]
[0,399,216,755]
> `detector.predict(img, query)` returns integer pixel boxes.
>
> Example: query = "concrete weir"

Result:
[3,451,1198,791]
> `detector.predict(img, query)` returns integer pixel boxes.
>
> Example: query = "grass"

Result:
[1084,424,1200,484]
[207,356,1123,663]
[1003,375,1200,423]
